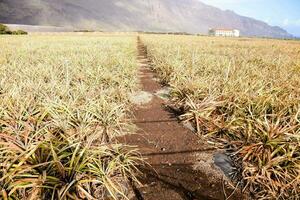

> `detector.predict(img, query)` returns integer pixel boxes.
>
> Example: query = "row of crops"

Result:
[0,35,141,199]
[142,35,300,199]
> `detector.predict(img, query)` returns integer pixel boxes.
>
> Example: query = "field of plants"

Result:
[142,35,300,199]
[0,35,141,199]
[1,33,299,199]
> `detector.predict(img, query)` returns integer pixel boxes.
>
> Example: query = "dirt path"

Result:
[118,37,246,200]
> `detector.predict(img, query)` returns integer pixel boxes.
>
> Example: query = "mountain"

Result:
[0,0,292,38]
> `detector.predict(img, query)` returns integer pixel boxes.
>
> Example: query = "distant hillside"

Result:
[0,0,293,38]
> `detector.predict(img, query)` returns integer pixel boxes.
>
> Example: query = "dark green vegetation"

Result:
[0,23,27,35]
[0,23,11,34]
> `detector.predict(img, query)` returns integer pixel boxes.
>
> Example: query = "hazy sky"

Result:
[200,0,300,37]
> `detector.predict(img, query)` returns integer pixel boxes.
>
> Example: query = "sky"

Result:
[200,0,300,37]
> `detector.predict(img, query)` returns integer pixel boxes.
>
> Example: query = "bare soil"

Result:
[118,37,248,200]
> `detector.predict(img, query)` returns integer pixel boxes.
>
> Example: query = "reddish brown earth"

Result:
[118,37,248,200]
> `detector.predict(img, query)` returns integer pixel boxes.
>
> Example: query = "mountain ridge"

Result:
[0,0,293,38]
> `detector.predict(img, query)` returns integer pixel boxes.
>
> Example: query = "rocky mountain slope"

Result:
[0,0,292,38]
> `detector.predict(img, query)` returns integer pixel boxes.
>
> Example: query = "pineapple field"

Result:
[142,35,300,199]
[0,35,142,199]
[0,33,299,200]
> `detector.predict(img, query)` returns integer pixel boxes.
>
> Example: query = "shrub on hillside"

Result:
[0,24,28,35]
[0,23,9,34]
[12,30,28,35]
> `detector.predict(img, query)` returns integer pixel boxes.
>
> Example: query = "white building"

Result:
[209,29,240,37]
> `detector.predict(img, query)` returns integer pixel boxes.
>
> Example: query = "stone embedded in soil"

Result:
[129,91,153,105]
[193,152,225,182]
[214,152,235,179]
[154,87,171,100]
[182,121,196,132]
[152,77,160,82]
